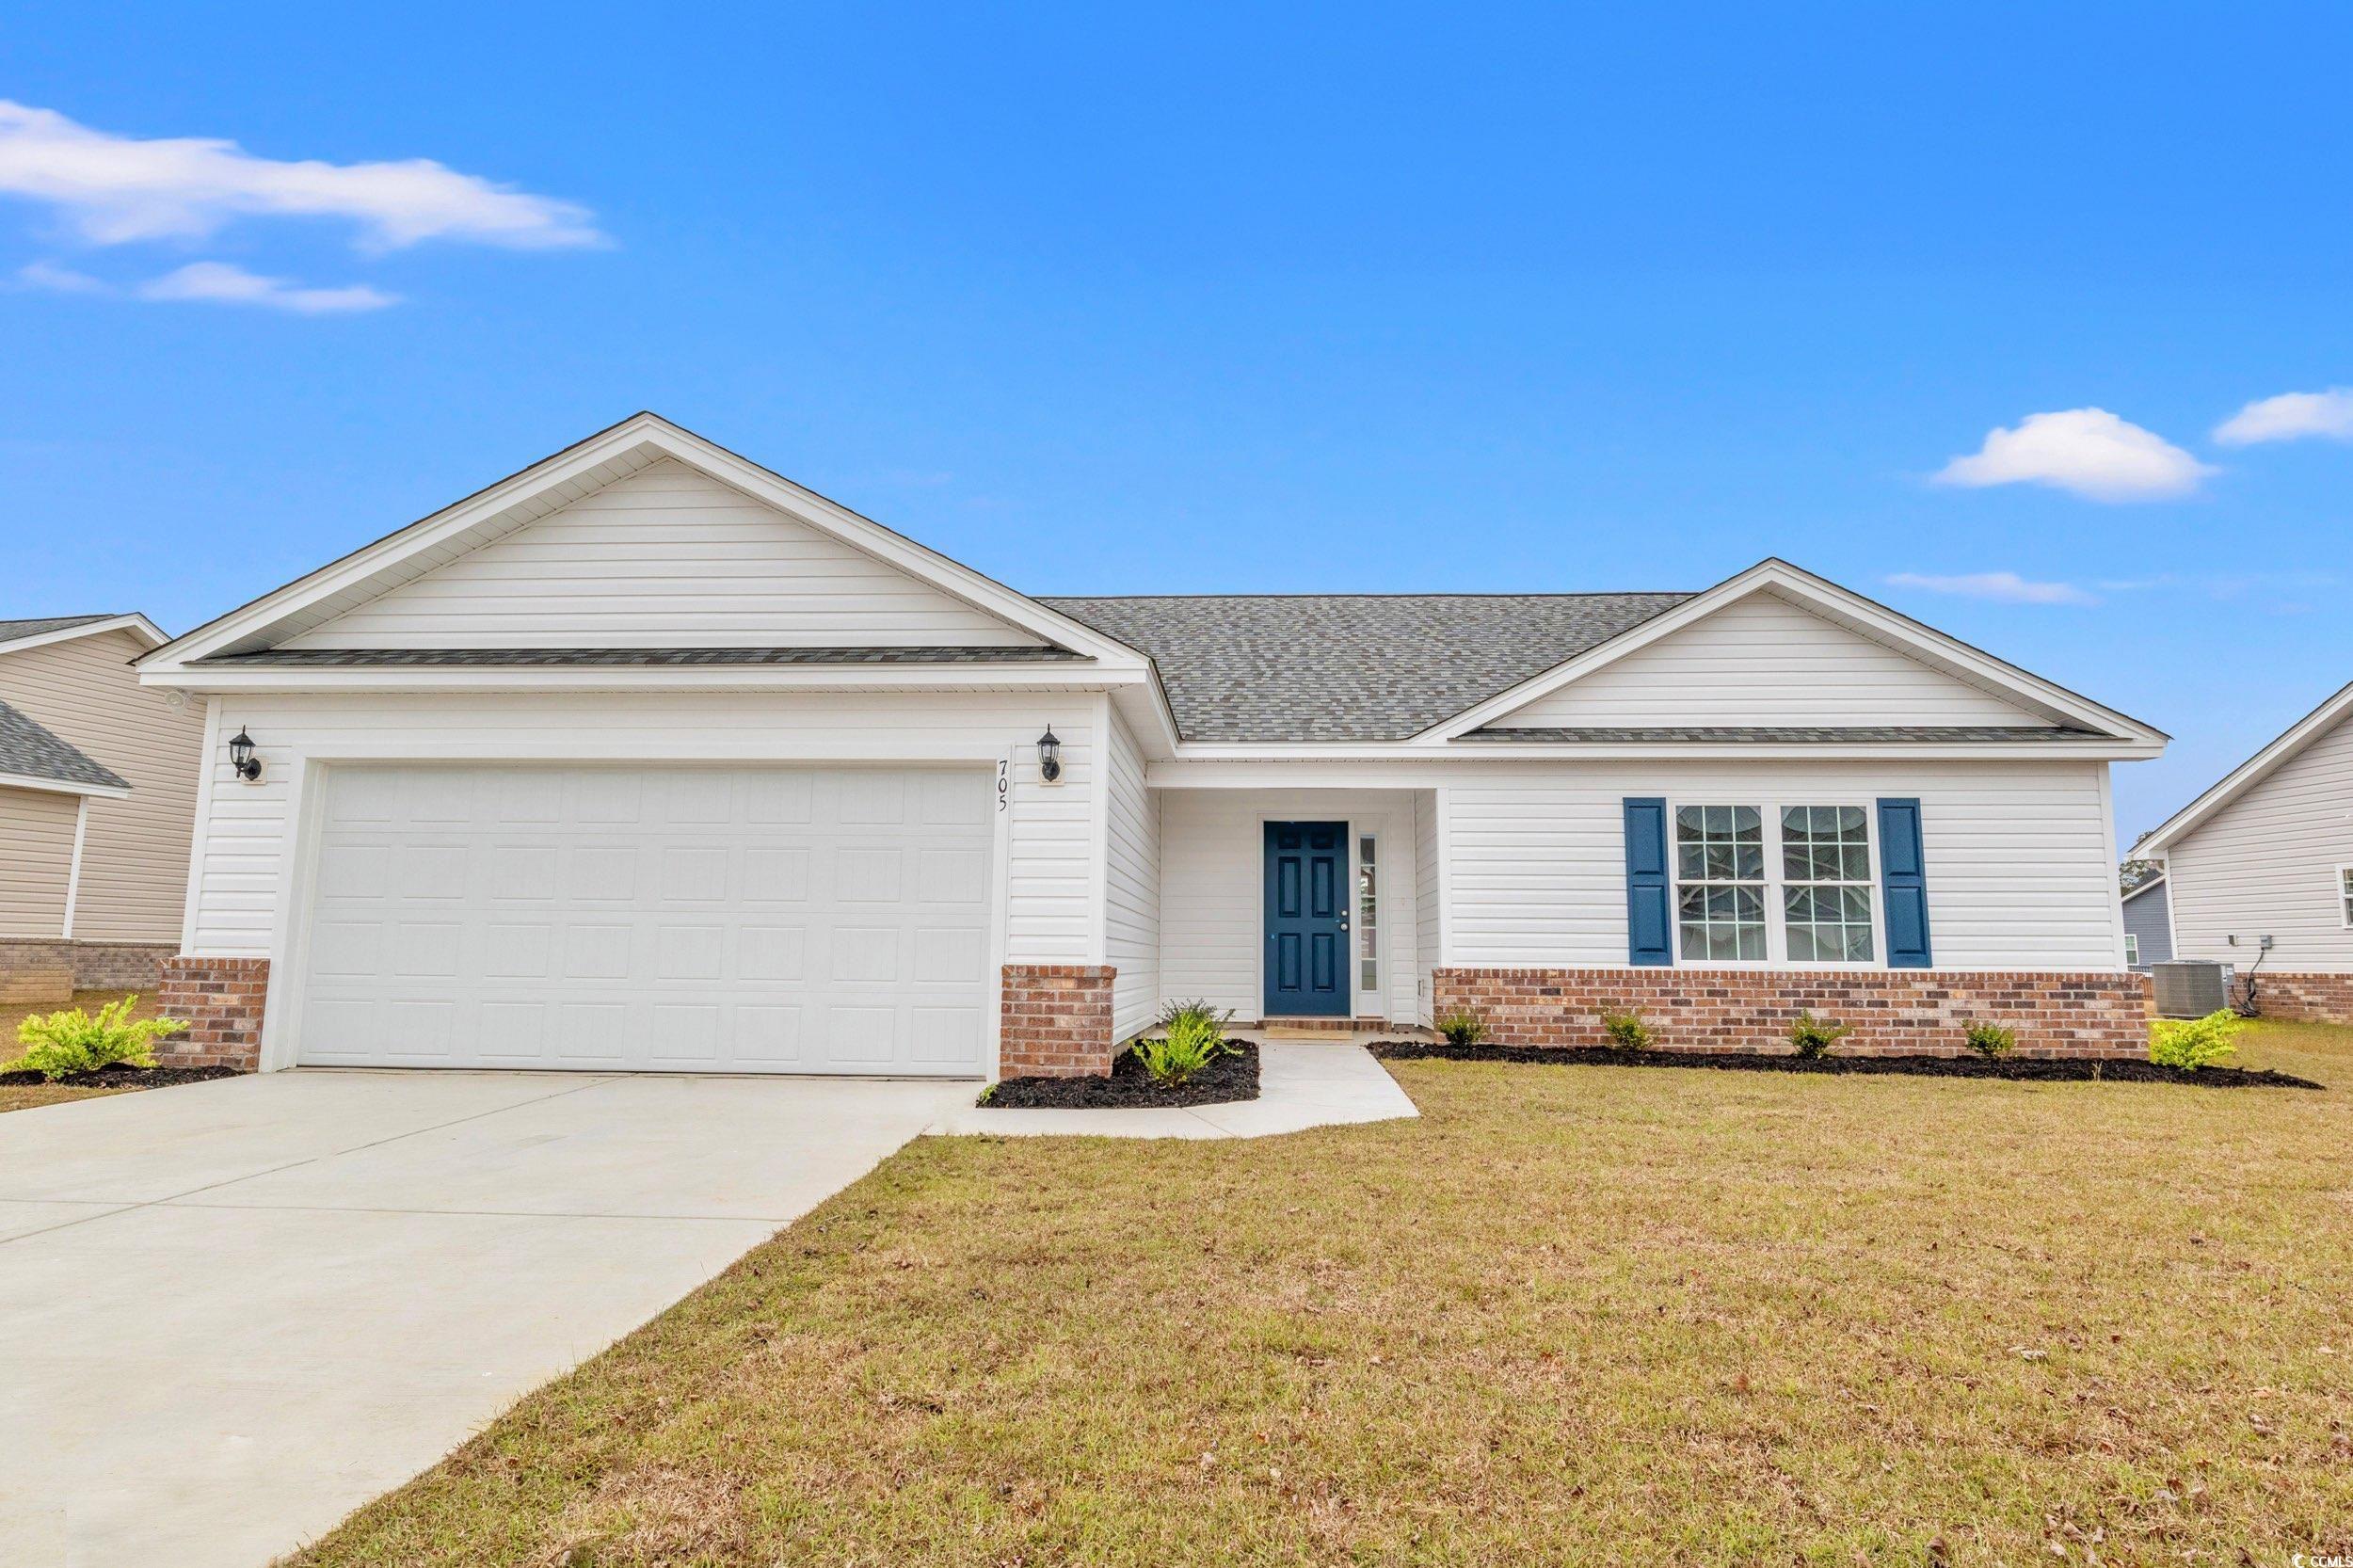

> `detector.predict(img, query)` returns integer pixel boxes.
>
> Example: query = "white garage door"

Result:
[296,763,995,1076]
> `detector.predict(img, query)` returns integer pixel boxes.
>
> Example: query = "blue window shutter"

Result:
[1878,797,1933,968]
[1624,797,1673,967]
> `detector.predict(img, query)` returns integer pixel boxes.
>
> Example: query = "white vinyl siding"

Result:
[182,690,1095,967]
[0,628,205,942]
[280,460,1044,650]
[1495,590,2041,728]
[1103,707,1160,1040]
[2166,708,2353,971]
[1446,760,2121,970]
[1157,789,1420,1022]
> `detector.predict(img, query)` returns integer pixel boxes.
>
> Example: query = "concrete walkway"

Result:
[929,1040,1419,1138]
[0,1069,969,1568]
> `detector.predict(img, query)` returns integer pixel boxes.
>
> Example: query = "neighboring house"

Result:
[134,413,2164,1075]
[0,613,206,997]
[2119,872,2172,971]
[2133,680,2353,1021]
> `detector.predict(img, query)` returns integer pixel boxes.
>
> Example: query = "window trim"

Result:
[1666,797,1887,969]
[1356,832,1381,1001]
[2338,863,2353,930]
[2124,932,2140,967]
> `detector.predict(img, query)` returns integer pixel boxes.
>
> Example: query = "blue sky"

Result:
[3,3,2347,844]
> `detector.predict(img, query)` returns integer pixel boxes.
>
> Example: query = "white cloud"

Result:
[1885,570,2098,606]
[136,261,396,313]
[1933,408,2214,502]
[14,258,105,293]
[2213,388,2353,446]
[0,100,600,250]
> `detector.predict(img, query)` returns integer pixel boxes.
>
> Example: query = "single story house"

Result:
[2132,679,2353,1021]
[136,413,2163,1075]
[2120,872,2171,972]
[0,613,207,1000]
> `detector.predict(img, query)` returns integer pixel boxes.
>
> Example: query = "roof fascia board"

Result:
[1415,560,2165,744]
[2133,678,2353,855]
[0,614,168,659]
[1160,735,2162,764]
[138,662,1153,696]
[0,770,130,800]
[2119,875,2166,904]
[140,413,1148,675]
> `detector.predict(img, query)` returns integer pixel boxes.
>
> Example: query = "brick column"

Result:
[154,956,271,1071]
[1000,964,1116,1078]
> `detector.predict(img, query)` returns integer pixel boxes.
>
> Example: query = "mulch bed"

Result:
[1367,1042,2324,1090]
[982,1040,1261,1110]
[0,1064,244,1091]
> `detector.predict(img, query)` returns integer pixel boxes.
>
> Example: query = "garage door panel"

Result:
[297,764,992,1076]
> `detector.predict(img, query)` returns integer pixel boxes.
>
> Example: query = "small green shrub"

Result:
[2150,1009,2242,1072]
[1435,1008,1489,1047]
[1786,1010,1851,1060]
[5,997,189,1082]
[1961,1020,2017,1060]
[1156,998,1233,1035]
[1132,1009,1233,1086]
[1597,1008,1653,1049]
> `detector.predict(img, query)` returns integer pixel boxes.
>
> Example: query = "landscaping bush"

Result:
[1786,1011,1851,1060]
[1132,1008,1234,1087]
[1597,1008,1653,1049]
[5,997,188,1082]
[2150,1009,2242,1072]
[1435,1008,1489,1047]
[1155,998,1232,1035]
[1962,1020,2017,1060]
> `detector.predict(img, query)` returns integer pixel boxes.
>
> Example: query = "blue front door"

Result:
[1264,821,1350,1016]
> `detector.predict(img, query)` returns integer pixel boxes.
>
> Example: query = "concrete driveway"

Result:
[0,1069,970,1568]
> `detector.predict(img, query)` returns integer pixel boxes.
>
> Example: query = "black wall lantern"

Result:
[227,727,264,782]
[1035,726,1063,784]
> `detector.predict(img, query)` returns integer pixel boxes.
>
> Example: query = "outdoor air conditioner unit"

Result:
[2152,960,2229,1019]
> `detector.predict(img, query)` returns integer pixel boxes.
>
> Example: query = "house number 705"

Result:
[996,758,1009,812]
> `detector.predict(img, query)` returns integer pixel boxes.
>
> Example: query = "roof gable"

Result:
[1425,560,2165,748]
[1481,587,2043,730]
[141,414,1148,673]
[277,458,1046,650]
[0,614,166,657]
[2135,680,2353,855]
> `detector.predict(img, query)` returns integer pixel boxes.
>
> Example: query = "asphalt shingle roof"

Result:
[1039,594,1694,742]
[0,699,128,791]
[0,614,117,647]
[1463,725,2102,744]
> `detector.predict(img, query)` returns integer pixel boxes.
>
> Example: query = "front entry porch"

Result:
[1155,787,1433,1030]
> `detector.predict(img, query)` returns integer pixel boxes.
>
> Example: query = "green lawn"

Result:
[296,1022,2353,1566]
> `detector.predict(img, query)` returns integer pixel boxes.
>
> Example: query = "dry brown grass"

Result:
[293,1020,2353,1566]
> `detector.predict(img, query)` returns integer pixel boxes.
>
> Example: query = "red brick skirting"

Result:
[1000,964,1116,1078]
[1434,967,2152,1059]
[153,956,271,1071]
[2233,971,2353,1026]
